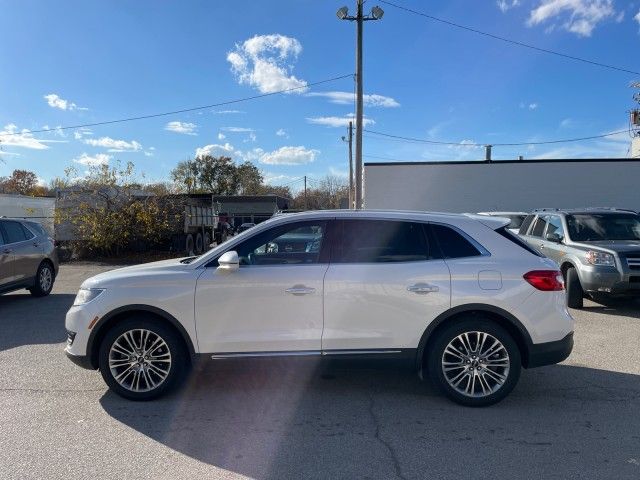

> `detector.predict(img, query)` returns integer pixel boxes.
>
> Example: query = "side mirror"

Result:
[546,232,562,243]
[217,250,239,271]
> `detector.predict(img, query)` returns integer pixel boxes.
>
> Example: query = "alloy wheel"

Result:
[441,331,510,398]
[108,329,172,392]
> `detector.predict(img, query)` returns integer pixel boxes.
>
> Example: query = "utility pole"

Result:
[337,2,384,209]
[485,145,492,162]
[304,175,307,210]
[341,121,354,209]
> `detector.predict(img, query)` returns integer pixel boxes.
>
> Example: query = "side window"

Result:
[335,220,430,263]
[519,214,535,235]
[430,223,482,259]
[3,221,28,244]
[0,224,5,246]
[232,221,326,266]
[21,224,35,240]
[545,215,564,239]
[530,216,548,238]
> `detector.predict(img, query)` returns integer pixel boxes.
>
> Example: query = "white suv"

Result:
[65,210,573,406]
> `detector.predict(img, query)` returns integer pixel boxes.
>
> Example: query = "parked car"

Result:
[65,210,573,407]
[518,208,640,308]
[477,212,528,234]
[0,218,58,297]
[237,222,255,234]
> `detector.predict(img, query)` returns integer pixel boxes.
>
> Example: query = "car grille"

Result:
[626,254,640,270]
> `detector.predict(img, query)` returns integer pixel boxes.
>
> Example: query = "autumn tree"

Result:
[0,169,44,195]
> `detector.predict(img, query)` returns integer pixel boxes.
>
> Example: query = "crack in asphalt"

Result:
[368,391,409,480]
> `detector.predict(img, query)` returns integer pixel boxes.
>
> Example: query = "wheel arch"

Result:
[416,304,534,370]
[87,305,196,369]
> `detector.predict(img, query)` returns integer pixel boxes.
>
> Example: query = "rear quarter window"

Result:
[429,223,482,259]
[495,227,544,257]
[519,214,535,235]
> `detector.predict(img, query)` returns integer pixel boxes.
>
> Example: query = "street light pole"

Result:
[348,121,354,209]
[337,2,384,210]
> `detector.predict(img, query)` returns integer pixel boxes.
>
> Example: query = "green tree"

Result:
[236,161,264,194]
[0,169,41,195]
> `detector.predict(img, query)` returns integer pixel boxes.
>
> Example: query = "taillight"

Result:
[523,270,564,291]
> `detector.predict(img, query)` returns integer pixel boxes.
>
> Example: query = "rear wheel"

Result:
[427,319,521,407]
[565,268,584,309]
[204,232,211,251]
[98,318,188,400]
[29,261,54,297]
[195,232,203,254]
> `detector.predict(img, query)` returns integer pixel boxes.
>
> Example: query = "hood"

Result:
[82,257,195,288]
[572,240,640,254]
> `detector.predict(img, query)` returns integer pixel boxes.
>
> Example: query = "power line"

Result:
[0,74,354,138]
[364,128,630,147]
[379,0,640,76]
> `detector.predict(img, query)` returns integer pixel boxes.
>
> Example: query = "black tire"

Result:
[565,268,584,309]
[29,261,55,297]
[204,232,211,251]
[185,234,194,255]
[195,232,203,254]
[427,318,521,407]
[98,317,188,401]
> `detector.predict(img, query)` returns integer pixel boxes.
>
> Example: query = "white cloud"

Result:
[73,152,112,166]
[306,91,400,107]
[239,147,265,162]
[212,109,244,114]
[276,128,287,137]
[497,0,521,12]
[264,173,297,185]
[217,132,226,140]
[220,126,254,132]
[195,142,235,158]
[83,136,142,152]
[227,34,307,94]
[306,115,375,128]
[529,103,538,110]
[165,121,197,135]
[259,146,318,165]
[0,124,49,150]
[527,0,617,37]
[635,9,640,27]
[329,166,349,178]
[73,127,93,140]
[43,93,87,111]
[560,118,575,128]
[532,124,629,159]
[244,132,257,143]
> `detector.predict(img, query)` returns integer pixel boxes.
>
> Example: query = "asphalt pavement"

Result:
[0,263,639,480]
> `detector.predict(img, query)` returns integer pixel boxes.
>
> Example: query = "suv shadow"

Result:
[99,360,640,480]
[0,293,75,351]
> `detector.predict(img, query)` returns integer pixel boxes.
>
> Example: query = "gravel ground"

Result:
[0,263,639,480]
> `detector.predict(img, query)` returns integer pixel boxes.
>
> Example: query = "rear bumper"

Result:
[526,332,574,368]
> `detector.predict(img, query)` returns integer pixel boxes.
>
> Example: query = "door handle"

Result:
[285,285,316,296]
[539,244,545,248]
[407,283,439,294]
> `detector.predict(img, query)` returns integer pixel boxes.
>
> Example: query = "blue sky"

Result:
[1,0,639,190]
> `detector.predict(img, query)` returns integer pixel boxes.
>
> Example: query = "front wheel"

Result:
[29,261,55,297]
[98,318,188,400]
[427,319,521,407]
[565,268,584,309]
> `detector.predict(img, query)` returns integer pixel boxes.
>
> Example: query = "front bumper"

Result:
[526,332,574,368]
[65,349,95,370]
[579,264,640,296]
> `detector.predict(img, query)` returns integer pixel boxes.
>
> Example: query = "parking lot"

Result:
[0,263,639,480]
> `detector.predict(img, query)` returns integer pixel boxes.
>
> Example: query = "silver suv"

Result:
[519,208,640,308]
[0,219,58,297]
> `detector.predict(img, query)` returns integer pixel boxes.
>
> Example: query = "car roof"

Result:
[477,211,528,216]
[532,208,638,215]
[272,209,509,228]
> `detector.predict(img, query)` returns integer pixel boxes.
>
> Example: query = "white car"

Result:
[65,210,573,406]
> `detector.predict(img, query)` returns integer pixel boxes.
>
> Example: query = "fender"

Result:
[87,304,196,368]
[415,303,534,370]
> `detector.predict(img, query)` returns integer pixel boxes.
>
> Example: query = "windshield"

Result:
[566,213,640,241]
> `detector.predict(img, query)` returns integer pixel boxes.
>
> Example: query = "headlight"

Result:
[73,288,105,306]
[585,251,615,266]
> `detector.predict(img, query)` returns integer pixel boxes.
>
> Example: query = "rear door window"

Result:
[334,220,430,263]
[429,223,483,259]
[545,215,564,239]
[530,216,548,238]
[3,221,28,244]
[519,214,535,235]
